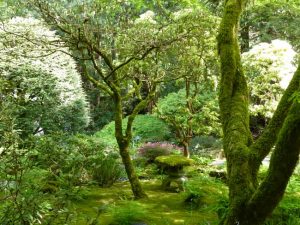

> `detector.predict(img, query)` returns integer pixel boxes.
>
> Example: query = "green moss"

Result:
[66,177,228,225]
[155,155,194,167]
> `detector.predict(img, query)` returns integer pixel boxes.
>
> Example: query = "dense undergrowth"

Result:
[1,132,299,225]
[0,118,299,225]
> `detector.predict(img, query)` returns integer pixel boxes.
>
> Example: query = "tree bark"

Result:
[118,139,148,199]
[182,140,190,158]
[217,0,300,224]
[113,92,147,199]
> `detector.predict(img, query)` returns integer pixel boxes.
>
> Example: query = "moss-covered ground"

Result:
[68,164,300,225]
[70,175,228,225]
[1,163,300,224]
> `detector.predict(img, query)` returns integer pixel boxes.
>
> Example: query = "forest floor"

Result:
[72,176,227,225]
[1,162,300,225]
[70,164,300,225]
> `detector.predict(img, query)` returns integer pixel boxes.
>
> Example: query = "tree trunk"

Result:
[182,141,190,158]
[113,92,147,199]
[118,139,148,199]
[217,0,300,224]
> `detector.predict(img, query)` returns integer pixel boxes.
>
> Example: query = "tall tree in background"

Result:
[217,0,300,224]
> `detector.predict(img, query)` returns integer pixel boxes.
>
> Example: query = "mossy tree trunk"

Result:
[83,46,157,200]
[217,0,300,224]
[113,86,155,199]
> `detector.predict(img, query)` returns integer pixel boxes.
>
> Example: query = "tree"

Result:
[155,86,220,157]
[0,17,90,136]
[23,0,212,199]
[240,0,300,52]
[217,0,300,224]
[151,7,220,157]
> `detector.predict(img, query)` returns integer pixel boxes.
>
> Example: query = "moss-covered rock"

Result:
[155,155,194,192]
[155,155,194,167]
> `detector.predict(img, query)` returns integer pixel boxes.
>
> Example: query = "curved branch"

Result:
[246,92,300,225]
[125,85,156,139]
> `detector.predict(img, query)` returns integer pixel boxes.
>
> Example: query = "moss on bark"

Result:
[217,0,300,224]
[114,92,148,199]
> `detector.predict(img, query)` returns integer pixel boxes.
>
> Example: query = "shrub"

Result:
[190,135,222,156]
[94,115,173,147]
[90,152,124,187]
[184,186,205,210]
[0,17,90,136]
[138,142,183,163]
[132,115,173,142]
[29,133,123,187]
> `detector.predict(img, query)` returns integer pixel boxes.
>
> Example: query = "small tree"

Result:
[23,0,219,198]
[154,7,220,157]
[155,87,221,157]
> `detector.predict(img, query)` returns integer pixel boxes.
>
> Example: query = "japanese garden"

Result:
[0,0,300,224]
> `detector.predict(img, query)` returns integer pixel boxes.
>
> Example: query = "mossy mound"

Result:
[155,155,194,167]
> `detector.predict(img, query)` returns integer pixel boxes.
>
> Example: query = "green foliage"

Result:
[265,175,300,224]
[95,115,173,147]
[30,133,123,187]
[137,142,183,163]
[0,128,124,224]
[0,117,66,224]
[215,197,229,221]
[183,183,205,210]
[91,153,124,187]
[156,87,221,138]
[133,115,174,142]
[0,17,90,136]
[242,0,300,51]
[265,196,300,224]
[110,201,149,225]
[190,135,222,154]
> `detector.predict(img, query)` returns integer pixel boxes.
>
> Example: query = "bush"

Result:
[138,142,183,163]
[29,133,123,187]
[190,136,222,156]
[0,17,90,136]
[90,152,124,187]
[184,185,205,210]
[265,197,300,225]
[95,115,173,147]
[0,125,70,224]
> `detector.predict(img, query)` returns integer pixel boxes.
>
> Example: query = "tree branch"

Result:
[250,64,300,162]
[125,85,156,139]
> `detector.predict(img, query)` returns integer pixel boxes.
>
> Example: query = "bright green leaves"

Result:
[156,87,221,138]
[242,0,300,51]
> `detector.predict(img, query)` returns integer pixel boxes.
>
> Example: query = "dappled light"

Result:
[0,0,300,224]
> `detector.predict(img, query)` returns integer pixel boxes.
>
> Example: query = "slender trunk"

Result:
[113,92,147,199]
[240,24,249,52]
[182,141,190,158]
[118,139,148,199]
